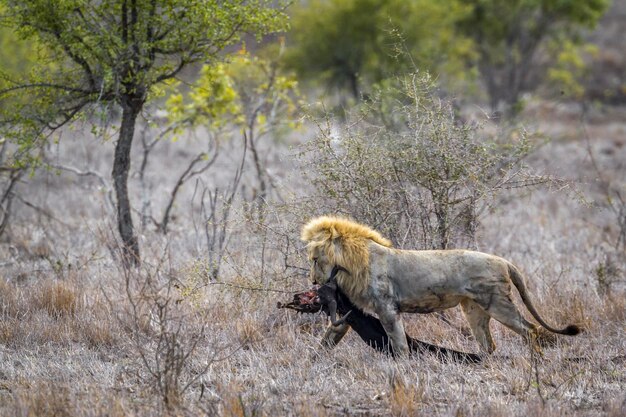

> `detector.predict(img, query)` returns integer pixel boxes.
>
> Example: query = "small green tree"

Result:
[457,0,609,115]
[166,50,301,222]
[0,0,287,265]
[162,51,301,280]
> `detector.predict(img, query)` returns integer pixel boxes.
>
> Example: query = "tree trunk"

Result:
[348,71,360,100]
[248,130,267,223]
[113,102,141,266]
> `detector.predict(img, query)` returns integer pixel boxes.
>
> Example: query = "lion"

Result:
[301,216,581,356]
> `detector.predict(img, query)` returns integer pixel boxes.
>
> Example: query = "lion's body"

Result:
[301,216,580,355]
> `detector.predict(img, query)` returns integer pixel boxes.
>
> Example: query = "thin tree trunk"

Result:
[159,152,211,234]
[247,130,267,223]
[113,102,141,266]
[0,169,22,237]
[349,71,359,100]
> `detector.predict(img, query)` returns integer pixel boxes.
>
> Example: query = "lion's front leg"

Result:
[378,311,409,357]
[320,322,351,349]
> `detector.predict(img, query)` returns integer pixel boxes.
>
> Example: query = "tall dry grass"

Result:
[0,102,624,416]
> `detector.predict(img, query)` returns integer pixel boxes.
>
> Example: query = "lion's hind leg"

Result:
[476,294,542,353]
[461,299,496,354]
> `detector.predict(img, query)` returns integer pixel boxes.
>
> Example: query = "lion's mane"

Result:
[301,216,393,297]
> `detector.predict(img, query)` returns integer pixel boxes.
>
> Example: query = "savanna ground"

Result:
[0,94,625,417]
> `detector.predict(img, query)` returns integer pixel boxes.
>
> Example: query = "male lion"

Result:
[301,216,580,356]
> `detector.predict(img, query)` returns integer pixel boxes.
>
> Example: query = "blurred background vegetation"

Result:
[2,0,621,121]
[0,0,623,260]
[285,0,614,114]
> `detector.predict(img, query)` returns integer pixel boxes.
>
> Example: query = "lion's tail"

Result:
[507,263,581,336]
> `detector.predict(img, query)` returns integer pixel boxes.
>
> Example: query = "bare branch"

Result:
[15,195,71,228]
[0,83,96,96]
[48,163,115,213]
[158,151,217,234]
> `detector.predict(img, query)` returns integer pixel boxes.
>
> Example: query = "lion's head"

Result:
[301,216,393,298]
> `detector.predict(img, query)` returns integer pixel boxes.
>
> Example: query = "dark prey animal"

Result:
[317,265,352,326]
[278,268,482,362]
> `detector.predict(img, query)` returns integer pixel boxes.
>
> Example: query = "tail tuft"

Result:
[563,324,581,336]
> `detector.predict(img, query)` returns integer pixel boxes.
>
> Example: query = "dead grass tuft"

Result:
[389,372,424,417]
[219,382,266,417]
[602,293,626,323]
[12,383,73,417]
[36,281,80,318]
[79,318,118,348]
[76,295,119,348]
[11,382,132,417]
[0,278,18,317]
[0,320,14,344]
[235,316,265,348]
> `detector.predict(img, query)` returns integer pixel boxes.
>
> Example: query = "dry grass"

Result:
[36,280,79,318]
[0,103,625,416]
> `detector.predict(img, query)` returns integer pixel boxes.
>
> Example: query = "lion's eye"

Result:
[312,257,318,264]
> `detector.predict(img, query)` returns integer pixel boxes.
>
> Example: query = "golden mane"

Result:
[301,216,392,298]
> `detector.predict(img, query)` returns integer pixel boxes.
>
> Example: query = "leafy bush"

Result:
[300,73,548,249]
